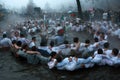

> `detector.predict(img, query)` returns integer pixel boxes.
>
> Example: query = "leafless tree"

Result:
[76,0,83,19]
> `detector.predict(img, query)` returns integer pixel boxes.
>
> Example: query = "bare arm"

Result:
[26,51,40,54]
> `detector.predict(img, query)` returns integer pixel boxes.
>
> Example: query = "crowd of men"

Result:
[0,13,120,71]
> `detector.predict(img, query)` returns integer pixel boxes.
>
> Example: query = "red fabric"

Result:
[58,29,64,35]
[71,13,76,17]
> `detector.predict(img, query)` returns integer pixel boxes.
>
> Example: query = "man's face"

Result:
[68,57,72,62]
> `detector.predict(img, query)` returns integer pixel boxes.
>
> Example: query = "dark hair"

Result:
[16,41,22,47]
[12,40,17,44]
[31,46,37,51]
[112,48,119,56]
[56,55,63,63]
[20,33,25,37]
[100,32,105,39]
[50,52,57,58]
[104,42,109,48]
[98,48,103,54]
[32,37,36,41]
[22,44,29,50]
[57,24,61,26]
[50,41,54,47]
[64,40,69,44]
[94,37,99,42]
[3,34,7,38]
[73,37,79,43]
[96,31,100,35]
[85,39,90,44]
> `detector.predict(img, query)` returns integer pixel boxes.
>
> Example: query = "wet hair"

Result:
[21,44,29,50]
[20,33,25,37]
[50,41,54,47]
[96,31,100,35]
[3,34,7,38]
[16,41,22,47]
[64,40,69,44]
[73,37,79,43]
[57,24,61,26]
[56,55,63,63]
[32,37,36,41]
[12,40,17,44]
[112,48,119,56]
[31,46,37,51]
[98,48,103,54]
[94,37,99,42]
[85,39,90,44]
[50,52,57,58]
[104,42,109,48]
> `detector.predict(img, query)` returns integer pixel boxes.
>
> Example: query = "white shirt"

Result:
[48,59,57,69]
[18,38,30,45]
[56,58,69,70]
[92,42,99,48]
[65,58,77,71]
[0,38,12,47]
[29,41,36,48]
[38,46,51,54]
[103,49,112,57]
[51,46,61,54]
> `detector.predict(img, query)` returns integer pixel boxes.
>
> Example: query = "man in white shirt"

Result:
[29,37,36,49]
[0,34,12,47]
[79,39,94,57]
[18,34,30,45]
[105,48,119,66]
[92,48,107,66]
[102,42,112,56]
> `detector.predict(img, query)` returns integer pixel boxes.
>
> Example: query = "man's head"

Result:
[104,42,109,49]
[112,48,119,56]
[73,37,79,43]
[98,48,103,54]
[32,37,36,41]
[3,34,7,38]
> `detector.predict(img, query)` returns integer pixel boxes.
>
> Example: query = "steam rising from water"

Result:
[0,0,75,10]
[0,14,25,31]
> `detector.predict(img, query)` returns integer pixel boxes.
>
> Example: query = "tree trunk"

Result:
[76,0,83,19]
